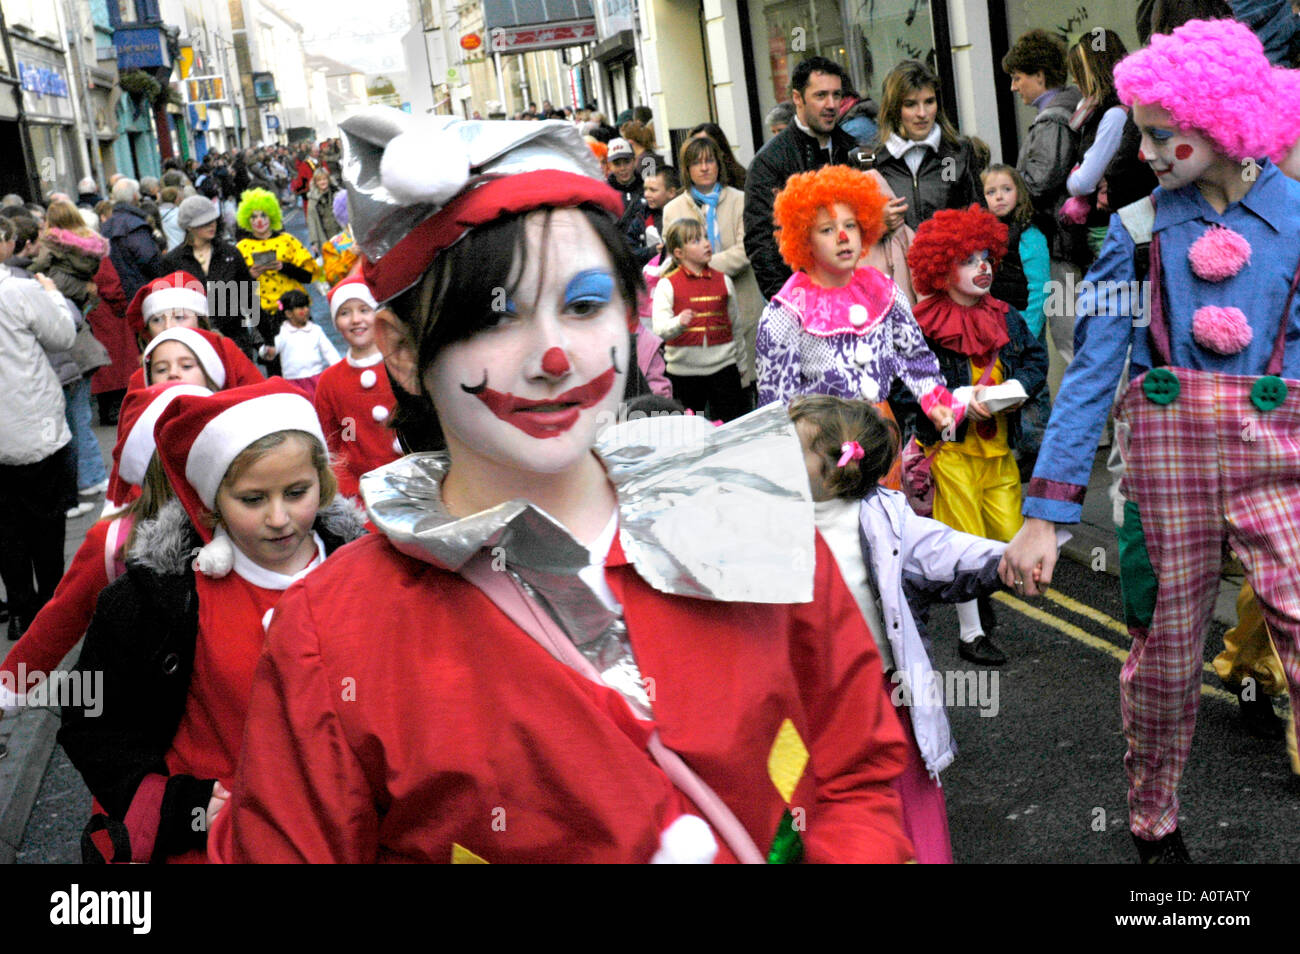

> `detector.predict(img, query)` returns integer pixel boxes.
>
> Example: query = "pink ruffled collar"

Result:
[773,267,897,337]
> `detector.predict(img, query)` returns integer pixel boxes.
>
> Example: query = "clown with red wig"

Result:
[1001,19,1300,863]
[902,205,1048,667]
[756,165,956,450]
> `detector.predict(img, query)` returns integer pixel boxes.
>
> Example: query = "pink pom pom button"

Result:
[1192,305,1253,355]
[1188,226,1251,282]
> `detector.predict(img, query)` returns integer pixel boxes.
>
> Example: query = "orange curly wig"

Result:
[773,166,888,273]
[906,205,1008,296]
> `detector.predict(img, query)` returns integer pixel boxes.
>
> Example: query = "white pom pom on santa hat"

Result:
[649,814,718,864]
[192,528,235,578]
[379,126,472,207]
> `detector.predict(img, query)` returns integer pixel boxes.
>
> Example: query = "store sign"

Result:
[490,21,596,53]
[187,76,225,103]
[19,63,69,98]
[265,114,280,130]
[252,72,278,103]
[460,33,482,50]
[114,26,171,70]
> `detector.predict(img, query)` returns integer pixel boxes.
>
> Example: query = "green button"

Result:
[1142,368,1180,405]
[1251,375,1288,411]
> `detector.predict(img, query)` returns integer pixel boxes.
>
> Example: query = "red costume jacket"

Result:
[312,353,400,498]
[214,528,913,863]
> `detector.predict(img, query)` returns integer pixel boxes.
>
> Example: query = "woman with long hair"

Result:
[869,60,982,231]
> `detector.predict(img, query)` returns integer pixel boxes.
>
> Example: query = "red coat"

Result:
[213,529,913,863]
[0,517,128,693]
[87,257,137,395]
[312,354,399,498]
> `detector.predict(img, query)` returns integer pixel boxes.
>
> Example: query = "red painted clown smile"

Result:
[462,363,618,439]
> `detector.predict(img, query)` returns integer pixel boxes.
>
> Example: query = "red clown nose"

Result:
[541,347,571,376]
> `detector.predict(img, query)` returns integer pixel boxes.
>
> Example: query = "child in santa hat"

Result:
[2,384,206,722]
[125,273,264,393]
[212,112,914,864]
[312,279,400,498]
[901,204,1048,666]
[58,379,365,863]
[756,164,956,489]
[1002,18,1300,862]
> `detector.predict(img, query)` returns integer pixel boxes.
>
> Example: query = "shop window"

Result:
[845,0,936,96]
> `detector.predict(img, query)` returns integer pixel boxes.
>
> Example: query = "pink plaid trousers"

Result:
[1116,368,1300,839]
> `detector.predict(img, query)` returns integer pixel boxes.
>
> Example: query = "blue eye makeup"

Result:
[564,269,614,307]
[1149,129,1174,142]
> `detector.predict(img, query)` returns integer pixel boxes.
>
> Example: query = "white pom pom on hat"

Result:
[193,529,236,578]
[379,126,472,206]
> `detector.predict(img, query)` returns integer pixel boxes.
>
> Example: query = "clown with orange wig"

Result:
[755,165,955,438]
[901,204,1047,666]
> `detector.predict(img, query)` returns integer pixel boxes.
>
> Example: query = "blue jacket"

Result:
[1024,159,1300,523]
[102,204,162,301]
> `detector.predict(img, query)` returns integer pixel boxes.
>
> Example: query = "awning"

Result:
[482,0,596,53]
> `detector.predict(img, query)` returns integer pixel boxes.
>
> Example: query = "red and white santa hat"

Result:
[328,278,378,322]
[154,379,328,574]
[142,327,227,387]
[113,382,213,487]
[126,271,209,335]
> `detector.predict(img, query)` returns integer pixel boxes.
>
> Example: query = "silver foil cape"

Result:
[359,402,814,718]
[339,107,606,265]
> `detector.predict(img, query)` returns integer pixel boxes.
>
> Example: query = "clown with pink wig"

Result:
[1001,18,1300,863]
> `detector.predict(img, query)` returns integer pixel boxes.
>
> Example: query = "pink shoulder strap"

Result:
[458,552,765,864]
[104,516,132,583]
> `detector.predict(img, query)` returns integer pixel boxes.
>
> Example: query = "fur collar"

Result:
[44,227,110,258]
[127,495,368,575]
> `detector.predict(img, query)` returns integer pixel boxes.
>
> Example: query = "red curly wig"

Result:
[906,205,1008,296]
[773,166,888,273]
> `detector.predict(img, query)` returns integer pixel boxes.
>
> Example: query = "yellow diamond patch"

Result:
[451,842,489,864]
[767,717,809,804]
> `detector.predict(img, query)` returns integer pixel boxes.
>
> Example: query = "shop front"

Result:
[13,36,81,198]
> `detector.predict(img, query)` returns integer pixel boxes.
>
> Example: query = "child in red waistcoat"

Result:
[651,217,747,421]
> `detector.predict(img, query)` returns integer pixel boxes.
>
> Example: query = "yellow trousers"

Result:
[930,450,1023,543]
[1213,581,1298,774]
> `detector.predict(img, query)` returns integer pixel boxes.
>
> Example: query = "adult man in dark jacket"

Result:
[102,178,162,300]
[744,56,860,300]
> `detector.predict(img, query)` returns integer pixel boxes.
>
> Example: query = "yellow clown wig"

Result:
[773,166,888,274]
[236,188,282,233]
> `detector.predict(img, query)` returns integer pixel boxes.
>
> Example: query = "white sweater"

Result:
[269,321,340,380]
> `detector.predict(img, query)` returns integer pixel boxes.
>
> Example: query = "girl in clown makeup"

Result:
[756,164,956,491]
[211,112,916,864]
[1002,19,1300,863]
[900,205,1047,667]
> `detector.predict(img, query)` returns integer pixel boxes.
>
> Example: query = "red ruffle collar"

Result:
[912,293,1010,363]
[773,267,898,337]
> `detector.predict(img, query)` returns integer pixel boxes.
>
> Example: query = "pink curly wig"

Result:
[906,205,1008,297]
[1268,66,1300,164]
[773,166,887,274]
[1114,19,1282,162]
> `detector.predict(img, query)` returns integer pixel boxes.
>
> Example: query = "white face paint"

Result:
[952,249,993,301]
[424,208,630,477]
[1132,101,1218,191]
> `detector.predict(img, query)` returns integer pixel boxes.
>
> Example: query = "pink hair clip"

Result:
[837,441,865,467]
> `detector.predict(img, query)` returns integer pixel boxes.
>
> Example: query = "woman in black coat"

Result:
[160,197,260,357]
[867,60,982,231]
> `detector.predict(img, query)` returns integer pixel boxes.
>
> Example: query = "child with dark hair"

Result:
[214,115,914,864]
[903,205,1048,665]
[790,393,1010,863]
[260,288,340,400]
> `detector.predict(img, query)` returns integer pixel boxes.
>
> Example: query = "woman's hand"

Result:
[883,197,908,233]
[34,272,57,292]
[999,517,1058,597]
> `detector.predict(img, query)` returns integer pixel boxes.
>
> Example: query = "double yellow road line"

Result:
[992,589,1237,704]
